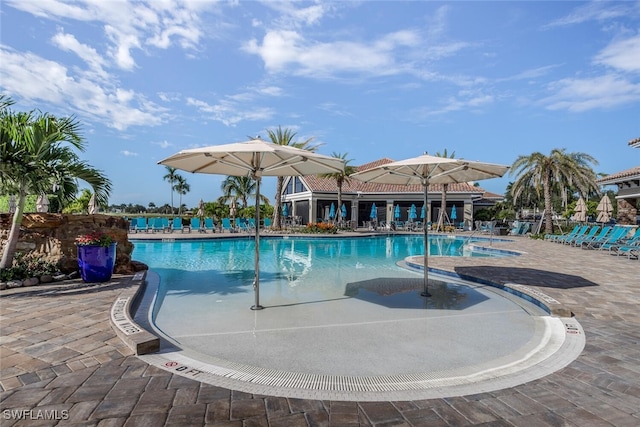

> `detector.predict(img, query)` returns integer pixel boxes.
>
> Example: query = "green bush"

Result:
[0,252,59,282]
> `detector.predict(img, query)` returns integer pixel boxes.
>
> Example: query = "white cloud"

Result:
[51,31,108,78]
[186,97,273,127]
[543,2,632,28]
[121,150,138,156]
[243,29,423,78]
[542,74,640,112]
[0,46,168,130]
[594,34,640,73]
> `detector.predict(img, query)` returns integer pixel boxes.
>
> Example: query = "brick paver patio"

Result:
[1,233,639,426]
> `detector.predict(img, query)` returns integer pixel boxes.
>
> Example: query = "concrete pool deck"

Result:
[1,231,639,425]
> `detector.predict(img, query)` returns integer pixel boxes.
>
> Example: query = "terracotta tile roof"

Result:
[629,137,640,148]
[303,158,486,194]
[597,166,640,184]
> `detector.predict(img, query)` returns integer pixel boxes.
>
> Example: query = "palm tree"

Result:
[320,152,356,222]
[0,98,111,268]
[220,176,269,210]
[265,126,321,229]
[510,149,600,234]
[173,175,190,215]
[163,166,179,215]
[434,149,456,231]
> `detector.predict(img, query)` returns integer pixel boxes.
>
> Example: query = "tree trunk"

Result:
[0,185,26,269]
[273,176,284,229]
[543,173,554,235]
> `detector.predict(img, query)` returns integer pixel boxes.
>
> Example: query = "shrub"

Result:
[302,222,338,234]
[0,252,59,281]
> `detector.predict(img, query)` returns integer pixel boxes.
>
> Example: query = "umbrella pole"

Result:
[421,182,431,297]
[251,176,264,310]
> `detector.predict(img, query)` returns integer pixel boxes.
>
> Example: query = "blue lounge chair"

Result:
[608,228,640,256]
[583,226,630,250]
[263,217,272,228]
[128,218,138,233]
[151,217,166,233]
[171,217,188,233]
[557,225,589,244]
[575,226,611,247]
[203,217,215,233]
[221,218,234,233]
[546,224,580,241]
[568,225,600,246]
[191,217,203,233]
[136,217,149,233]
[237,218,250,232]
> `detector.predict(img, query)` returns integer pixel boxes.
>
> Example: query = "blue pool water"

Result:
[132,235,514,321]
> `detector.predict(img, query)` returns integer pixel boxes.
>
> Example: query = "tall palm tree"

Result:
[173,175,190,215]
[510,149,599,234]
[163,166,179,215]
[320,152,356,221]
[0,99,111,268]
[265,126,321,229]
[434,149,456,231]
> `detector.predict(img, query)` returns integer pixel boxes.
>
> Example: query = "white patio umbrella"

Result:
[574,196,587,222]
[596,195,613,223]
[88,194,98,214]
[196,198,205,217]
[350,154,509,297]
[159,137,345,310]
[36,193,49,212]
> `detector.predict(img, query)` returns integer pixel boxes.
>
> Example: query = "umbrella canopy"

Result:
[574,196,587,222]
[341,203,347,218]
[351,154,509,297]
[451,205,457,221]
[596,195,613,223]
[370,203,377,220]
[394,204,401,219]
[282,203,289,218]
[328,203,336,220]
[88,194,98,214]
[420,204,426,219]
[159,138,345,310]
[409,204,417,220]
[36,193,49,213]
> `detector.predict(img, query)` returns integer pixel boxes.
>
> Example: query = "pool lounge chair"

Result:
[608,228,640,256]
[171,217,189,233]
[569,225,601,246]
[135,217,149,233]
[191,217,204,233]
[583,226,631,250]
[556,225,589,244]
[151,217,168,233]
[221,218,235,233]
[574,226,612,247]
[546,224,580,242]
[203,217,215,233]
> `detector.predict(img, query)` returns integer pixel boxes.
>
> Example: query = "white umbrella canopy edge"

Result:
[158,138,346,310]
[351,155,509,298]
[158,139,345,177]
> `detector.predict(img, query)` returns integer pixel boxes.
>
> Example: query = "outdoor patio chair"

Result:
[583,226,631,250]
[171,217,189,233]
[568,225,600,246]
[221,218,235,232]
[574,226,612,247]
[203,217,215,233]
[546,224,580,241]
[135,217,149,233]
[191,217,204,233]
[556,225,589,244]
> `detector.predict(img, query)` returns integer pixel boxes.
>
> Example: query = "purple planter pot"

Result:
[77,243,117,282]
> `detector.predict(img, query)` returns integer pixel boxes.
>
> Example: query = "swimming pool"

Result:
[132,234,582,400]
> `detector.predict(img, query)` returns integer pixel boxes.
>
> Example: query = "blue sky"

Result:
[1,1,639,208]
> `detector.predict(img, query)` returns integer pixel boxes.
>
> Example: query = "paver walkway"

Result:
[1,233,639,426]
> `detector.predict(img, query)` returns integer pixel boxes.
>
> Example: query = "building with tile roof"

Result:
[596,137,639,225]
[281,158,500,229]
